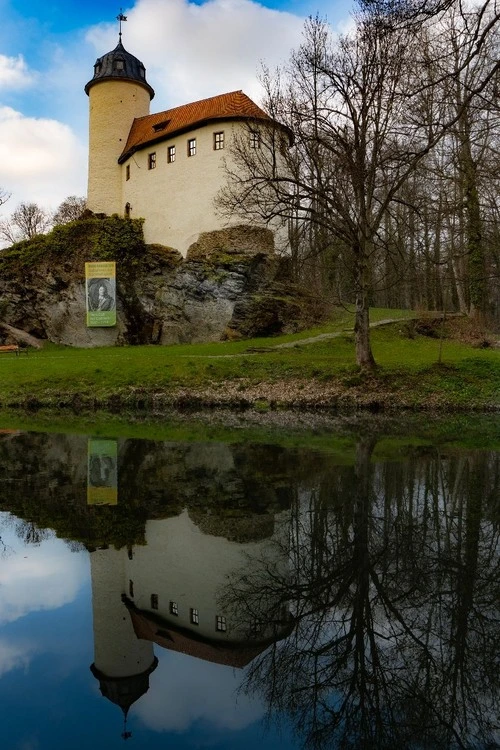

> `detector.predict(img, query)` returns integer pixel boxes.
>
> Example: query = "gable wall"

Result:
[121,120,248,255]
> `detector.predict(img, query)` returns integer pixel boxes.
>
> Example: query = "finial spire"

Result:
[117,8,128,40]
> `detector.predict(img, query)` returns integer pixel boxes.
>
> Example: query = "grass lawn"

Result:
[0,307,498,410]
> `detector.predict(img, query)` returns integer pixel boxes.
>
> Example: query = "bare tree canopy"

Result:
[220,2,500,369]
[52,195,87,226]
[0,202,51,245]
[0,188,10,208]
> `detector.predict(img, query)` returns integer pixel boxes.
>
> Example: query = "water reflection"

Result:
[223,440,500,749]
[0,428,498,748]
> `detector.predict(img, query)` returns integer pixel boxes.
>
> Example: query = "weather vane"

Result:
[117,8,128,40]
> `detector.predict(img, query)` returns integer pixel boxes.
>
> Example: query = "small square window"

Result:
[190,608,199,625]
[250,619,263,636]
[214,132,224,150]
[216,615,227,632]
[114,60,125,71]
[167,145,176,163]
[125,164,130,181]
[187,138,196,157]
[169,601,178,616]
[250,131,261,149]
[148,152,156,169]
[151,594,159,610]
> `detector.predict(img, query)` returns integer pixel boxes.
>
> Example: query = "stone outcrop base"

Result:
[0,223,322,348]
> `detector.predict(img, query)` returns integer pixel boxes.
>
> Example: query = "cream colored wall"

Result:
[90,547,155,678]
[122,121,245,256]
[87,80,151,216]
[125,510,281,643]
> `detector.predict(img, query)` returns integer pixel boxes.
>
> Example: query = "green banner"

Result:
[87,438,118,505]
[85,261,116,327]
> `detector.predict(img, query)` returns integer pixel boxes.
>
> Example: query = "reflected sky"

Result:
[0,428,498,749]
[0,511,296,749]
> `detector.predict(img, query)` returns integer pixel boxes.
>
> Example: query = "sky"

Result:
[0,0,354,214]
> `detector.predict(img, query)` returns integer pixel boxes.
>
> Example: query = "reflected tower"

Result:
[89,547,158,719]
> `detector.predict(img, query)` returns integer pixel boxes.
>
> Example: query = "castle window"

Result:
[190,608,199,625]
[114,59,125,72]
[250,619,263,636]
[151,594,159,610]
[94,62,102,75]
[214,132,224,150]
[129,580,134,598]
[167,145,176,163]
[250,130,261,149]
[187,138,196,157]
[153,120,170,132]
[148,152,156,170]
[169,601,178,616]
[216,615,227,632]
[124,202,131,218]
[126,164,130,181]
[139,65,146,79]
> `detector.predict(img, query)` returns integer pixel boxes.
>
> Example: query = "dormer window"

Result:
[153,120,170,132]
[139,65,146,79]
[94,62,102,75]
[114,59,125,72]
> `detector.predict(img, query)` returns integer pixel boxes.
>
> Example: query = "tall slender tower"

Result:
[89,548,158,722]
[85,37,154,216]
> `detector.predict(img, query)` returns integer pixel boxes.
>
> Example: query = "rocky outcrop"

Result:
[0,218,321,347]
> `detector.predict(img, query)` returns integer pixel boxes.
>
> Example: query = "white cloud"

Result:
[135,650,264,733]
[0,54,34,90]
[86,0,304,108]
[0,106,87,209]
[0,528,88,625]
[0,639,36,677]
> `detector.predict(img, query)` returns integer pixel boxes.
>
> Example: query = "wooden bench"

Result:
[0,344,26,356]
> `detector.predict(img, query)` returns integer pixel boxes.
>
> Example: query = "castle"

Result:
[85,36,281,256]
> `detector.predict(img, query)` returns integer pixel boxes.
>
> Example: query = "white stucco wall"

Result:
[126,511,264,642]
[90,547,156,678]
[87,80,151,216]
[122,121,250,255]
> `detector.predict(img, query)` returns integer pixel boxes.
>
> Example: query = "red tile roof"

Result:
[119,90,279,163]
[128,608,273,667]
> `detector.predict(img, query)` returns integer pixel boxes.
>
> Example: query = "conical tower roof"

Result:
[90,658,158,714]
[85,39,155,99]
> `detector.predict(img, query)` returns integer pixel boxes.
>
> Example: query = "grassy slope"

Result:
[0,307,499,410]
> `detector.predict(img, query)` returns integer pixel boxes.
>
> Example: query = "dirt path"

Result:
[269,317,408,350]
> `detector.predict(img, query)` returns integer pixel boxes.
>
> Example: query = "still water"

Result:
[0,425,498,749]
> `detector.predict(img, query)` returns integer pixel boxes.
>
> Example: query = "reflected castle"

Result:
[89,509,292,722]
[0,428,498,748]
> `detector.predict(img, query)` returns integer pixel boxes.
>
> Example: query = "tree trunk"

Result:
[354,247,376,370]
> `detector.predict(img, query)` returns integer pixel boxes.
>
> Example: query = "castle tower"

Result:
[89,548,158,719]
[85,39,155,216]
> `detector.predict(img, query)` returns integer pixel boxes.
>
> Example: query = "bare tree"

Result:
[0,201,51,244]
[220,6,499,368]
[0,187,10,208]
[52,195,86,226]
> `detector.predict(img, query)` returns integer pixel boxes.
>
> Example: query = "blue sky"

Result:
[0,0,354,211]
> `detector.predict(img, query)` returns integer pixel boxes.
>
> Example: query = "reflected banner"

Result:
[87,439,118,505]
[85,261,116,327]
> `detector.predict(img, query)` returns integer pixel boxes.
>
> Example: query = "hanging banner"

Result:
[85,261,116,327]
[87,438,118,505]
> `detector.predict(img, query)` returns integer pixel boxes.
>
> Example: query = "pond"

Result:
[0,419,498,749]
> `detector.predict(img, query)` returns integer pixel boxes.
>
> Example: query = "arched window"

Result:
[124,202,131,218]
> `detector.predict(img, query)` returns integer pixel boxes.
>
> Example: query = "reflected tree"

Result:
[222,445,500,749]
